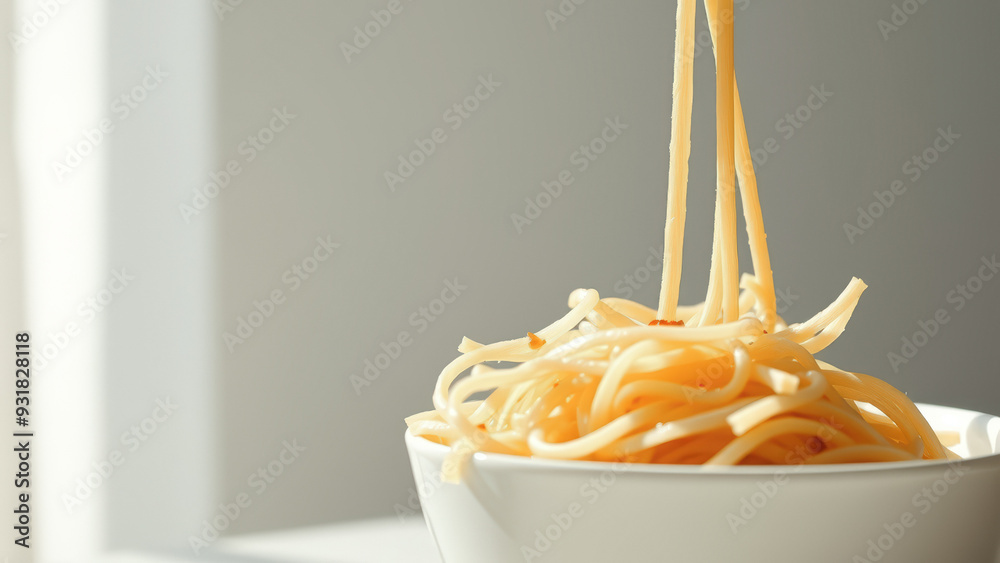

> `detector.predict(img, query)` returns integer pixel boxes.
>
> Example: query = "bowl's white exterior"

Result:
[406,404,1000,563]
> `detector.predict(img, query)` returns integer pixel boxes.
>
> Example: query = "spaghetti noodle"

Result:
[406,0,950,482]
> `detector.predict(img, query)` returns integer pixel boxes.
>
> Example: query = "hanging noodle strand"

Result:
[406,0,951,482]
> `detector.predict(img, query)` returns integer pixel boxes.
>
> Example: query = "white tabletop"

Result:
[105,517,441,563]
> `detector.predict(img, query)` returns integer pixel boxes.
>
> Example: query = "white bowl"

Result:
[405,403,1000,563]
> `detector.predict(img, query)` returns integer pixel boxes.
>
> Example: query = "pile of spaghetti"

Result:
[406,0,950,482]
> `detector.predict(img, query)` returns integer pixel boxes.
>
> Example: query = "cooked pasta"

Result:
[406,0,950,482]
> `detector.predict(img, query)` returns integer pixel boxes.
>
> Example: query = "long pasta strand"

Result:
[408,0,952,484]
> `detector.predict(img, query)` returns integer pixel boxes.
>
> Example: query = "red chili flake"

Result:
[527,332,546,350]
[805,436,827,454]
[649,319,685,326]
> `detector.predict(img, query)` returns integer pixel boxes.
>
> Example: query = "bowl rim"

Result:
[405,402,1000,476]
